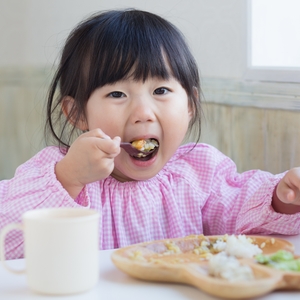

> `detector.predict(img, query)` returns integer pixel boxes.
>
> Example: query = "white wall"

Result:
[0,0,247,79]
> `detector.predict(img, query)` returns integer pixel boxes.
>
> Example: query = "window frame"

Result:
[244,0,300,83]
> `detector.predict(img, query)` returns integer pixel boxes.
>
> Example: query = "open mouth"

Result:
[131,147,159,161]
[130,138,159,161]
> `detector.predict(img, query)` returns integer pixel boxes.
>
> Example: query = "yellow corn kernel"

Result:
[193,249,200,255]
[129,250,146,261]
[260,242,266,248]
[201,240,210,247]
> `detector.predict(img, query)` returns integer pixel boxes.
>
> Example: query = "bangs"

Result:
[83,10,197,93]
[97,40,172,83]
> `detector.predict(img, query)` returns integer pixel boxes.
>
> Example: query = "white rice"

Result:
[208,252,254,281]
[213,235,262,258]
[213,239,227,252]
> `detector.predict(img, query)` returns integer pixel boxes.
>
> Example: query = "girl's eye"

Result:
[154,87,169,95]
[109,91,126,98]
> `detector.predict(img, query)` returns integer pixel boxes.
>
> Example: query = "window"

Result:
[245,0,300,82]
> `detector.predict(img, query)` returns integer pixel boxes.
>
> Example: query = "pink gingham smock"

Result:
[1,143,300,259]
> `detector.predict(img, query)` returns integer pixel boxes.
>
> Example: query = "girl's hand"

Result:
[55,129,121,199]
[272,167,300,214]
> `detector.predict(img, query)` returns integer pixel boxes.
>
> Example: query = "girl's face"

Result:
[85,76,192,182]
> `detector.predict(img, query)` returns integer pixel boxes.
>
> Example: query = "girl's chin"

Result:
[111,170,158,182]
[112,157,163,182]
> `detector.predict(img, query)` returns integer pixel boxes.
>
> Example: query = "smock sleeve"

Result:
[197,145,300,236]
[0,147,90,259]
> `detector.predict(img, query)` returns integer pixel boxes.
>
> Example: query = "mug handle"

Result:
[0,223,25,274]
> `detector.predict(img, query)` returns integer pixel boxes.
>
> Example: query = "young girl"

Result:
[1,9,300,259]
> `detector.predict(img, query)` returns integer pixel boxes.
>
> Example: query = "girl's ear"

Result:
[188,87,199,119]
[188,104,194,120]
[61,96,88,131]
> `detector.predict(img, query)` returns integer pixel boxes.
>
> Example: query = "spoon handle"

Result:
[120,142,141,155]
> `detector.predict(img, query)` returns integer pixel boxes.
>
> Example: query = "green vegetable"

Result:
[255,250,300,272]
[269,250,294,262]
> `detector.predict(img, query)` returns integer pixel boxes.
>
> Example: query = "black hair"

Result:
[45,9,202,148]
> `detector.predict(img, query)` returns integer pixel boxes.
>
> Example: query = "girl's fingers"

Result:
[93,136,121,156]
[277,180,293,203]
[277,168,300,205]
[112,136,121,144]
[285,189,296,203]
[279,182,300,205]
[79,129,121,157]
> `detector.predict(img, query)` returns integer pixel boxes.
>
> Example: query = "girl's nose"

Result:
[129,98,156,124]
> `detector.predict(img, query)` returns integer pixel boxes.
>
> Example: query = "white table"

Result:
[1,235,300,300]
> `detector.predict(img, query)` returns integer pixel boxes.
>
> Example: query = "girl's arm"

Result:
[0,147,89,259]
[199,145,300,236]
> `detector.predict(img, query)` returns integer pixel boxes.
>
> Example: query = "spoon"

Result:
[120,142,156,157]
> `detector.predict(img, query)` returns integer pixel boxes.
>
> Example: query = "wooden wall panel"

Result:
[264,109,300,174]
[1,69,300,179]
[200,102,232,156]
[230,106,265,172]
[0,70,47,179]
[200,103,300,174]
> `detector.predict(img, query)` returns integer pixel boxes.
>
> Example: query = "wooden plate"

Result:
[111,235,299,299]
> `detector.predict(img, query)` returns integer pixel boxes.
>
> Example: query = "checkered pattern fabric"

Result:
[1,143,300,259]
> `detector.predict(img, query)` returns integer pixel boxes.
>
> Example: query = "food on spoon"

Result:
[256,250,300,272]
[131,139,158,152]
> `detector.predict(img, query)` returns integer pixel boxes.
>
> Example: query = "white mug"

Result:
[0,208,99,295]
